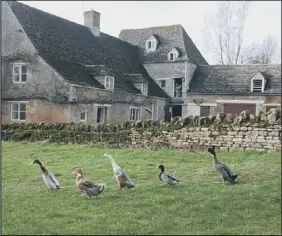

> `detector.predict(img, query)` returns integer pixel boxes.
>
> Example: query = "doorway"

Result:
[97,106,107,123]
[172,105,182,118]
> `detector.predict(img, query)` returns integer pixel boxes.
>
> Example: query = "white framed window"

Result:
[129,107,141,121]
[141,84,148,95]
[146,40,157,51]
[11,102,27,121]
[13,63,28,83]
[104,76,115,90]
[168,52,178,61]
[159,80,166,88]
[251,78,265,92]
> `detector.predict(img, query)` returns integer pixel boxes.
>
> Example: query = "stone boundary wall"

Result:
[1,109,281,151]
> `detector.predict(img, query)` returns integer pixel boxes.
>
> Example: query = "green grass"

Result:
[2,142,281,235]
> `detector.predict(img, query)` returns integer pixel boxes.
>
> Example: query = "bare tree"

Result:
[243,35,279,64]
[204,1,250,65]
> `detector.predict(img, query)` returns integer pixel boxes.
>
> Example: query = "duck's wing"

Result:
[217,165,234,181]
[162,173,179,185]
[44,171,62,189]
[116,171,136,188]
[82,179,99,188]
[218,162,234,175]
[166,173,180,182]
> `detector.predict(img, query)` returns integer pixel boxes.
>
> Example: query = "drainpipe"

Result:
[156,98,159,120]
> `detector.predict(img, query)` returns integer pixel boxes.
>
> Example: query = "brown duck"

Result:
[72,168,105,198]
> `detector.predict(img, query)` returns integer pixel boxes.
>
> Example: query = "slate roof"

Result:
[119,25,208,65]
[188,64,281,95]
[8,1,169,98]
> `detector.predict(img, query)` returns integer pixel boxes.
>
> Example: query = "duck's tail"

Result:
[126,181,136,189]
[98,184,105,194]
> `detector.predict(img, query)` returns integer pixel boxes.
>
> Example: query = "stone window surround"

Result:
[13,63,28,83]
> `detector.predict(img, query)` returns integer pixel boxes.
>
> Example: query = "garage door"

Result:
[223,103,256,114]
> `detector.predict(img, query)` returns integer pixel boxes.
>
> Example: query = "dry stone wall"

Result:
[1,109,281,152]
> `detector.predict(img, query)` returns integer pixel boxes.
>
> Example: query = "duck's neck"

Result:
[76,174,84,182]
[108,157,119,169]
[212,154,219,163]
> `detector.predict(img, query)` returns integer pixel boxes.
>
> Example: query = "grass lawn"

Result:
[2,142,281,235]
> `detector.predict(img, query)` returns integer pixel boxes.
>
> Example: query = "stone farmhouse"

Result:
[2,1,281,124]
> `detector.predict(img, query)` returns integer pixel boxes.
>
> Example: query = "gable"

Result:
[251,71,265,80]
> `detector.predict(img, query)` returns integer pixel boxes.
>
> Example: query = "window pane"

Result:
[20,111,26,120]
[80,112,86,120]
[160,80,166,87]
[21,66,27,73]
[20,103,26,112]
[12,103,19,112]
[12,111,18,120]
[14,66,20,73]
[21,74,27,82]
[14,75,20,82]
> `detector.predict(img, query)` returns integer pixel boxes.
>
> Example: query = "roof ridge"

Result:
[198,64,281,67]
[120,24,182,32]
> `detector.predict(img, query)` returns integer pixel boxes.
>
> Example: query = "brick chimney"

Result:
[84,9,100,37]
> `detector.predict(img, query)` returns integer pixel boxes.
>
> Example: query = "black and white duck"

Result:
[207,146,238,185]
[158,164,180,186]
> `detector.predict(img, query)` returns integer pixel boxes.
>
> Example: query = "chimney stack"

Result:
[84,9,100,37]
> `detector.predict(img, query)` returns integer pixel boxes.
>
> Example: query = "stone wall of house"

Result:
[2,109,281,152]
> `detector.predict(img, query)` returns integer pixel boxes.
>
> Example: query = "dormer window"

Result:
[104,76,114,90]
[13,63,28,83]
[251,72,265,92]
[167,48,179,61]
[145,35,158,52]
[141,84,148,95]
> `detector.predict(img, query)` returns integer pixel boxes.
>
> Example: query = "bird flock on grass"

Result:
[32,146,238,198]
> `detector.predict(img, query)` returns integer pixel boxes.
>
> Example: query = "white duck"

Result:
[33,159,62,190]
[103,153,136,189]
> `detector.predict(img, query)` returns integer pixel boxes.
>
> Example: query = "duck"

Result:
[103,153,136,189]
[32,159,62,190]
[72,168,105,198]
[207,146,238,185]
[158,164,180,185]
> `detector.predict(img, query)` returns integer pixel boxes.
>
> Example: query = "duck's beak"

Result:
[72,171,76,175]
